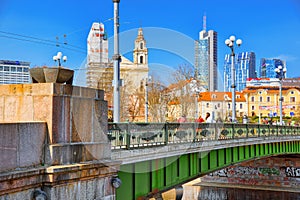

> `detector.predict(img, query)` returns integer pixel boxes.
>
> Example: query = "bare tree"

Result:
[119,74,145,122]
[172,63,195,83]
[147,77,169,122]
[167,63,196,120]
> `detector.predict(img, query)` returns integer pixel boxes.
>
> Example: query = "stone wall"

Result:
[201,155,300,190]
[0,83,119,200]
[0,122,47,172]
[0,83,110,165]
[0,161,119,200]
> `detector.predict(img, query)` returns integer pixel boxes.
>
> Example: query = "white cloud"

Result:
[274,54,298,62]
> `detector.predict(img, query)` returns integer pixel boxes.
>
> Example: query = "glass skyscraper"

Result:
[224,52,256,92]
[260,58,286,78]
[195,30,218,91]
[0,60,30,84]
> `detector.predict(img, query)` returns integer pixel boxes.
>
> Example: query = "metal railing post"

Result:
[126,122,131,149]
[164,122,169,145]
[246,123,249,138]
[232,123,235,139]
[214,123,218,140]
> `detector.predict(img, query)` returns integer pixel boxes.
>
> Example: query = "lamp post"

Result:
[112,0,121,122]
[190,79,201,120]
[225,35,242,123]
[258,89,268,124]
[275,65,287,125]
[53,52,67,67]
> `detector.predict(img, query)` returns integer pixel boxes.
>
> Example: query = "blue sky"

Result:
[1,0,300,88]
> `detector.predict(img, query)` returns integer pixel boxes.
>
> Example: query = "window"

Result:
[291,91,294,94]
[139,56,143,64]
[212,94,216,99]
[260,96,263,102]
[228,103,230,109]
[251,96,254,102]
[4,66,9,71]
[17,67,22,72]
[218,103,220,108]
[267,97,270,102]
[252,106,255,110]
[23,68,29,72]
[236,95,240,99]
[290,97,296,102]
[11,67,16,72]
[206,103,209,108]
[282,97,285,102]
[240,104,243,109]
[140,42,143,49]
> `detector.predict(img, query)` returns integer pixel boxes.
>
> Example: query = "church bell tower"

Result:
[133,28,148,65]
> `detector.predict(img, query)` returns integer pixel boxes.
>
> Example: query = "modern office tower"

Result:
[194,16,218,91]
[224,52,256,92]
[260,58,286,78]
[0,60,30,84]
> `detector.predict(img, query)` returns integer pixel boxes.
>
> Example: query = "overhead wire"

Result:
[0,30,86,54]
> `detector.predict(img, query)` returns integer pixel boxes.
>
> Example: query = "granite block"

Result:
[0,149,17,171]
[0,85,10,96]
[71,144,84,163]
[52,96,71,143]
[19,123,47,167]
[46,145,71,165]
[17,96,34,121]
[0,97,4,121]
[93,100,108,143]
[31,83,54,96]
[71,98,93,142]
[4,96,18,121]
[84,143,111,161]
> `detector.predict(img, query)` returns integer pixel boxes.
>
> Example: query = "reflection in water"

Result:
[183,185,300,200]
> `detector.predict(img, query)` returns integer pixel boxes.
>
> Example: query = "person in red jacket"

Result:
[196,116,204,123]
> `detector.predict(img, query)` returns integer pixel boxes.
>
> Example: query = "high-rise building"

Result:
[0,60,30,84]
[224,52,256,92]
[195,30,218,91]
[86,22,109,88]
[194,27,218,91]
[260,58,286,78]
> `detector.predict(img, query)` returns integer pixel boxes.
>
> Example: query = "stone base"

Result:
[0,161,120,200]
[0,83,110,165]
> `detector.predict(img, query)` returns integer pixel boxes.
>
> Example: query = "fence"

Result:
[108,123,300,150]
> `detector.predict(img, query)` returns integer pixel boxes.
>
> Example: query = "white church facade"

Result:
[86,22,149,121]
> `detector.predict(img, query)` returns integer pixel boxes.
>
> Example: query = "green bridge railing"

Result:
[108,123,300,149]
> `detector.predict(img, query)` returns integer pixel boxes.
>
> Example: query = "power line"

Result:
[0,30,86,54]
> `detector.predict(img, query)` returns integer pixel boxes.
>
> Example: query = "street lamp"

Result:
[258,89,268,124]
[225,35,242,122]
[275,65,287,125]
[53,52,67,67]
[112,0,121,122]
[190,79,201,120]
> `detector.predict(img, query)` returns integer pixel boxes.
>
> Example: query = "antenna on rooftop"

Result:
[203,12,206,31]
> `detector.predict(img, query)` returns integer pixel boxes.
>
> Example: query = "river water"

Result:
[160,179,300,200]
